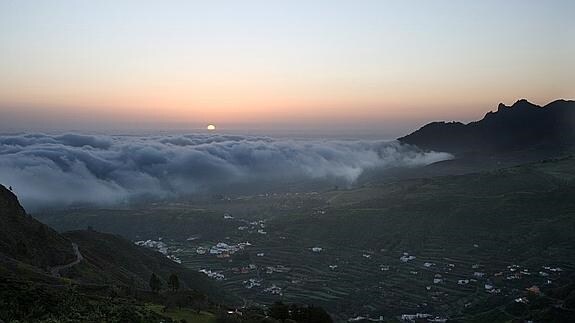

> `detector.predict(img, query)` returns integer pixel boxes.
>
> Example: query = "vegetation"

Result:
[0,279,165,323]
[147,304,216,323]
[149,273,162,294]
[169,273,181,291]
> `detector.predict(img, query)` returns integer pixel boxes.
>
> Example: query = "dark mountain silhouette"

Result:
[0,185,75,270]
[398,99,575,154]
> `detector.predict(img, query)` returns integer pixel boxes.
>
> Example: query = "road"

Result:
[50,242,83,277]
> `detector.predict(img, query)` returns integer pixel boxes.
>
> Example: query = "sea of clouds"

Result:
[0,133,452,209]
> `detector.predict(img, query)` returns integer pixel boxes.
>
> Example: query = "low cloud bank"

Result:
[0,133,452,209]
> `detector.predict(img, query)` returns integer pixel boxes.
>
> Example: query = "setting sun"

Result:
[207,124,216,131]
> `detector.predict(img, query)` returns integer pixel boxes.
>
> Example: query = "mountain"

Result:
[398,99,575,154]
[0,183,231,322]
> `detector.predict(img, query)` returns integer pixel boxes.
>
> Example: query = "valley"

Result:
[36,155,575,322]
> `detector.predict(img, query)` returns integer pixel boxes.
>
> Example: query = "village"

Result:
[133,212,569,322]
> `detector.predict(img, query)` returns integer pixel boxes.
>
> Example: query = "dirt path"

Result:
[50,243,83,277]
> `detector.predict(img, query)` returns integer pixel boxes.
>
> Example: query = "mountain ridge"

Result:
[398,99,575,154]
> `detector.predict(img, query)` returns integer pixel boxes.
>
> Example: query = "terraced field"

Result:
[158,215,573,321]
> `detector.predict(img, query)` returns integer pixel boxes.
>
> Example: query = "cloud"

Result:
[0,133,452,210]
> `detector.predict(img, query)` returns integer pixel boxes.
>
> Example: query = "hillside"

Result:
[0,185,75,270]
[0,183,229,322]
[0,183,224,297]
[398,99,575,154]
[61,229,227,301]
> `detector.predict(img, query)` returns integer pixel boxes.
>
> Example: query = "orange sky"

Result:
[0,1,573,135]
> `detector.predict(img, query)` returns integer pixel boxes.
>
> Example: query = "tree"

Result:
[269,301,289,322]
[305,306,332,323]
[149,273,162,293]
[127,276,136,296]
[190,294,208,314]
[168,273,180,292]
[288,304,332,323]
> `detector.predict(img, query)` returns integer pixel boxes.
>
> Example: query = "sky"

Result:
[0,0,574,137]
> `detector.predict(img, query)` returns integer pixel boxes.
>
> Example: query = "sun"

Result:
[206,124,216,131]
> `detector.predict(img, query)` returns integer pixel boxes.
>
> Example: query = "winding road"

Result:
[50,242,83,277]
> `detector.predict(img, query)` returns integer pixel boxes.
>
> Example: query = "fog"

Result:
[0,133,452,210]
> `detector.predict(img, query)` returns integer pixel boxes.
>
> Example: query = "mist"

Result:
[0,133,452,210]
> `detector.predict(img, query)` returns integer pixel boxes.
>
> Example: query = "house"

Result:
[199,269,225,281]
[264,284,282,295]
[400,255,416,262]
[526,285,541,295]
[243,278,261,289]
[520,269,531,276]
[515,297,529,304]
[167,254,181,263]
[400,313,432,322]
[209,241,251,255]
[135,239,168,255]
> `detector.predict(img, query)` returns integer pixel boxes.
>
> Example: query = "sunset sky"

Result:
[1,0,573,136]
